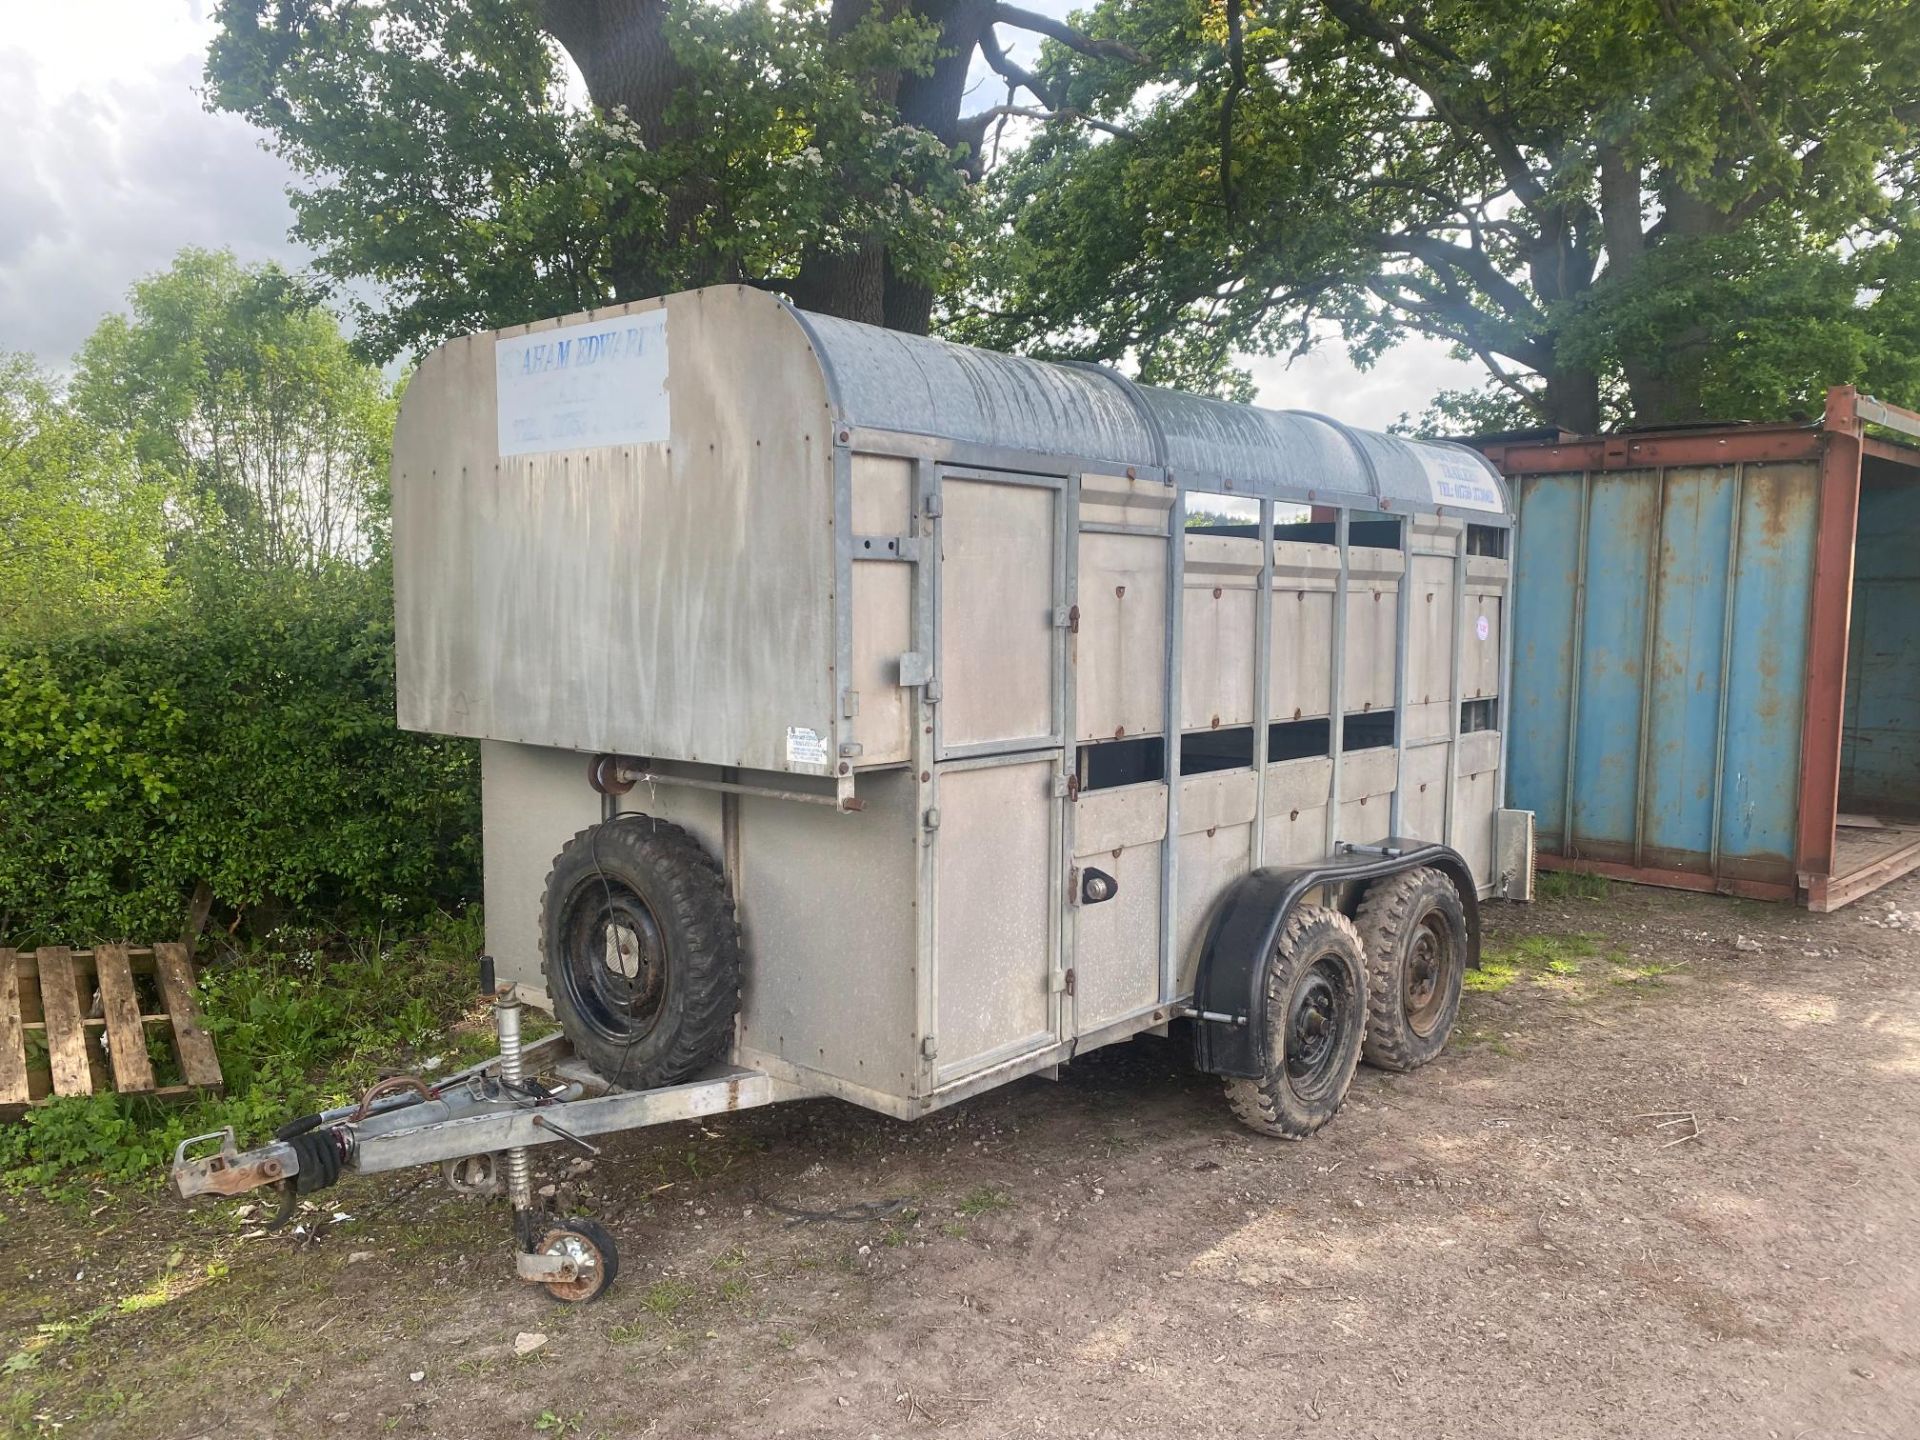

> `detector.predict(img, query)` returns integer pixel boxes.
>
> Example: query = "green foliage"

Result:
[207,0,969,361]
[0,912,485,1190]
[0,355,172,640]
[0,565,478,945]
[964,0,1920,428]
[72,248,395,571]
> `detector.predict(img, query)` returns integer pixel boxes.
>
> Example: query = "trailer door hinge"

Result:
[898,651,932,687]
[922,806,940,832]
[921,1035,938,1059]
[841,688,860,718]
[1053,604,1080,632]
[922,492,942,518]
[1050,967,1067,994]
[1066,773,1081,801]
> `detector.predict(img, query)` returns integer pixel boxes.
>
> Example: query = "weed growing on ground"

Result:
[955,1185,1011,1217]
[0,910,494,1193]
[1464,933,1600,993]
[1535,871,1612,902]
[641,1279,698,1318]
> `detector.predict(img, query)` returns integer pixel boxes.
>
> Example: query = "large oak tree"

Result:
[208,0,1139,358]
[958,0,1920,430]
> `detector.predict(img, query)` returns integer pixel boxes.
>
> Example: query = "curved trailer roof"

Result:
[791,307,1510,520]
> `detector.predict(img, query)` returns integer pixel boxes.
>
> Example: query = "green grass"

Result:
[954,1186,1012,1217]
[1535,870,1612,902]
[640,1279,698,1319]
[1464,933,1601,993]
[0,909,489,1194]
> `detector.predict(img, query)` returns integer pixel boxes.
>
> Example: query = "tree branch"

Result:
[1652,0,1782,160]
[1220,0,1245,221]
[991,4,1144,64]
[978,25,1056,109]
[958,102,1138,143]
[1382,231,1545,326]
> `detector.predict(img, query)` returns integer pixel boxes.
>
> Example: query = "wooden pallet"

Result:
[0,944,222,1116]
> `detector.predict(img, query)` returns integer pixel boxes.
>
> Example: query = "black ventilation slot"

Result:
[1341,710,1396,751]
[1179,725,1255,775]
[1268,717,1332,761]
[1077,735,1166,791]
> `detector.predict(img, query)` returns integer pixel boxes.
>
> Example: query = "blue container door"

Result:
[1509,461,1818,890]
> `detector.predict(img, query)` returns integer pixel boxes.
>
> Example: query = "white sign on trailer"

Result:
[495,309,670,458]
[1421,448,1504,512]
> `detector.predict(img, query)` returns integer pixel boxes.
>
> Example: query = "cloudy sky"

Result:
[0,0,1480,424]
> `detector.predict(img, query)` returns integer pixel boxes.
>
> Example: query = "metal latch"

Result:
[923,807,940,832]
[898,651,932,687]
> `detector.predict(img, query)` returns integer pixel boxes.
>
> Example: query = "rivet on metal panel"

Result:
[919,770,930,782]
[837,762,850,775]
[1290,809,1300,821]
[1114,726,1126,738]
[1207,826,1217,837]
[1116,585,1127,598]
[1213,587,1223,599]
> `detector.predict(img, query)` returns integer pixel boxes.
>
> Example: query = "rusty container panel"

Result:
[1508,460,1818,891]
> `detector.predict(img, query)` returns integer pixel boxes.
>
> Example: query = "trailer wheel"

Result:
[1223,906,1368,1139]
[540,817,742,1089]
[536,1217,619,1303]
[1355,866,1467,1073]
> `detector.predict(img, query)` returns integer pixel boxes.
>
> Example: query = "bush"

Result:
[0,564,478,945]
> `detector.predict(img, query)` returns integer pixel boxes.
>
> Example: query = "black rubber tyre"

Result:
[1223,906,1369,1140]
[539,817,742,1090]
[1355,865,1468,1073]
[536,1216,620,1303]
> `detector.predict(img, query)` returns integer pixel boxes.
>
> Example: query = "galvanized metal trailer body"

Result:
[1481,388,1920,911]
[391,285,1526,1121]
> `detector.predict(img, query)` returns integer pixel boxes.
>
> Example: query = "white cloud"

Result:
[0,2,305,367]
[1249,333,1489,430]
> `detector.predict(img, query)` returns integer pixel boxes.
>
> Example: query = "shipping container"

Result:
[1481,388,1920,910]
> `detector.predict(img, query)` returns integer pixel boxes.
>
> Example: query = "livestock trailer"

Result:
[1482,388,1920,911]
[172,286,1531,1298]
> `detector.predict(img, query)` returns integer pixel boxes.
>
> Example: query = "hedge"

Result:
[0,568,479,945]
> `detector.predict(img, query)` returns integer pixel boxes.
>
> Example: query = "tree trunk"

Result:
[789,0,905,324]
[883,0,997,332]
[539,0,703,300]
[1540,355,1601,435]
[1617,186,1725,425]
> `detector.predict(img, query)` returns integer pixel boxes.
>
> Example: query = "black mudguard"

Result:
[1190,841,1482,1079]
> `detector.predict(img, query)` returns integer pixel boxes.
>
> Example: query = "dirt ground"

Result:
[5,874,1919,1440]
